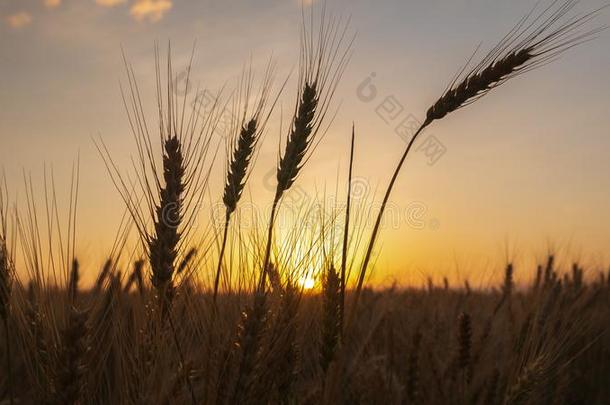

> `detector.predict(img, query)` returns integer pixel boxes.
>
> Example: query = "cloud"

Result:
[130,0,172,22]
[44,0,61,8]
[95,0,127,6]
[6,12,33,29]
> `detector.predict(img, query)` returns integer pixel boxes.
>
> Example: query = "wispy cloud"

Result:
[95,0,127,6]
[44,0,62,8]
[6,12,33,29]
[130,0,172,22]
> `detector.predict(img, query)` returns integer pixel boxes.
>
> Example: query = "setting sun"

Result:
[298,276,316,290]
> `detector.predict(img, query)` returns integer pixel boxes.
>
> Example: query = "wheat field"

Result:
[1,1,610,404]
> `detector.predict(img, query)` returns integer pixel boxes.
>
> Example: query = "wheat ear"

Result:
[260,82,319,291]
[214,119,259,302]
[99,44,220,405]
[124,259,145,295]
[260,10,352,290]
[93,258,113,295]
[348,0,604,332]
[213,62,280,302]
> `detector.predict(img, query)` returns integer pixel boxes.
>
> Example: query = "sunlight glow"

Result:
[299,276,316,290]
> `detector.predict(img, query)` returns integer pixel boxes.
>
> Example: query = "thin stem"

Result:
[260,196,280,291]
[213,215,230,304]
[345,123,428,332]
[339,125,355,337]
[3,316,14,405]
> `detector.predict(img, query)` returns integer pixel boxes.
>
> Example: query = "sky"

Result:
[1,0,610,287]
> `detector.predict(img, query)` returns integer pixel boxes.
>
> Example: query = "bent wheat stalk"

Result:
[347,0,604,331]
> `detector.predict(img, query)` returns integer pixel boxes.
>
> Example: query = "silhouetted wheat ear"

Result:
[350,0,603,336]
[177,247,196,275]
[224,118,258,216]
[149,135,185,312]
[275,82,318,202]
[425,1,603,127]
[94,258,112,294]
[260,81,320,290]
[426,50,533,124]
[214,118,259,302]
[124,259,145,295]
[267,262,282,293]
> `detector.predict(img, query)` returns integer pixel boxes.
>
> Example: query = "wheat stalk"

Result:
[97,44,218,318]
[95,44,224,404]
[260,83,319,291]
[0,179,14,405]
[339,125,355,335]
[260,9,352,290]
[348,0,604,333]
[149,134,185,314]
[214,64,278,302]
